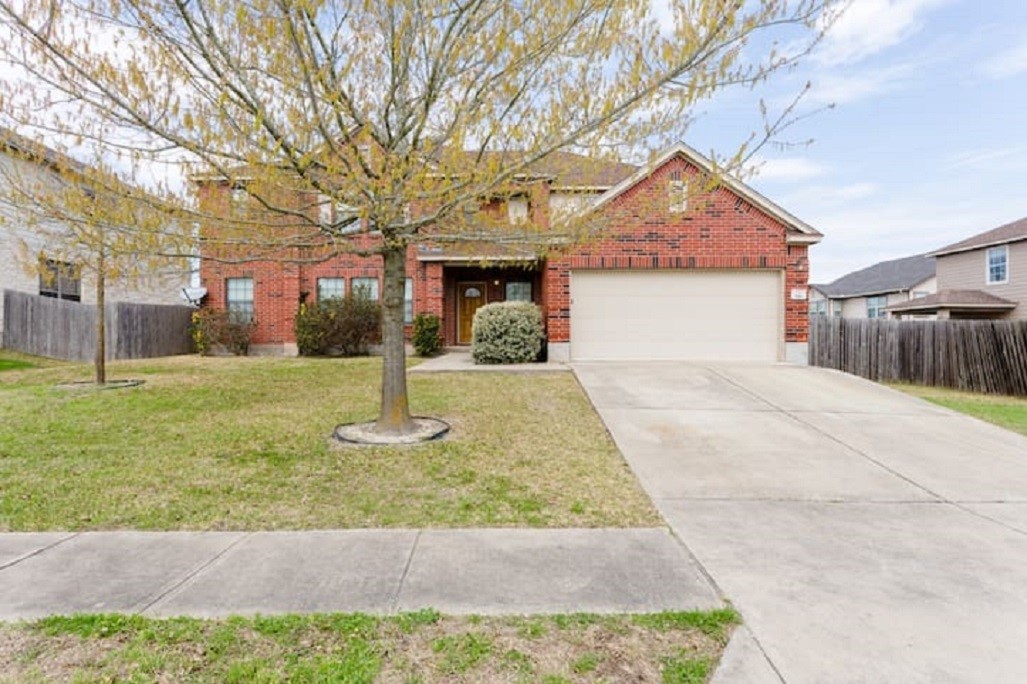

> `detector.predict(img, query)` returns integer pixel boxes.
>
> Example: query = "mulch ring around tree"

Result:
[332,417,450,446]
[54,380,145,391]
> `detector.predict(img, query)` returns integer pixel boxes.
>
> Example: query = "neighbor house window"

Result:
[668,170,688,213]
[866,295,887,319]
[38,259,81,302]
[317,277,345,301]
[226,277,254,322]
[809,299,826,316]
[832,301,842,317]
[351,277,379,300]
[912,290,930,299]
[505,281,532,302]
[404,278,414,323]
[987,246,1008,284]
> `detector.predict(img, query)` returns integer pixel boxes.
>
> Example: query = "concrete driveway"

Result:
[574,362,1027,684]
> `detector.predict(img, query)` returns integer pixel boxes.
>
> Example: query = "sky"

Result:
[687,0,1027,284]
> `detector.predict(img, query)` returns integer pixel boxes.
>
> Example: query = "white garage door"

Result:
[570,270,782,361]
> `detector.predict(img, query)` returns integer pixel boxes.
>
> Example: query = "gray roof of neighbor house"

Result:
[812,254,936,298]
[932,216,1027,256]
[886,289,1017,313]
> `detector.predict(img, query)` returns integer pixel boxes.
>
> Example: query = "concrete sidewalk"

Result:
[0,528,719,621]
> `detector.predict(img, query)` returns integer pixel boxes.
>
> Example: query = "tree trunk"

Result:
[375,244,413,434]
[95,257,106,385]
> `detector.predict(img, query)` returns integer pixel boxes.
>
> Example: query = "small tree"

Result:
[0,132,188,383]
[0,0,838,429]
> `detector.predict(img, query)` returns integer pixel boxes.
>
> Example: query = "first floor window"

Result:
[351,277,379,300]
[39,259,81,302]
[226,277,254,322]
[505,281,532,302]
[404,278,414,323]
[809,299,827,316]
[317,277,345,301]
[987,245,1008,284]
[866,295,887,319]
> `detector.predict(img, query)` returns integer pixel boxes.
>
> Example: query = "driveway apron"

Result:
[574,362,1027,684]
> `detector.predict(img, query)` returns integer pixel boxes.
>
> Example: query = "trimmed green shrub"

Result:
[471,302,544,364]
[412,313,443,357]
[293,294,381,356]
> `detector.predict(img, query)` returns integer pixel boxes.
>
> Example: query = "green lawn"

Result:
[0,353,659,531]
[0,610,739,683]
[891,384,1027,437]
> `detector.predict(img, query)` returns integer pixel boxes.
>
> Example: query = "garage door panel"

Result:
[569,270,781,362]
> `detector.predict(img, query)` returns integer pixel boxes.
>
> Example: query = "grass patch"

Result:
[0,355,658,530]
[0,610,736,683]
[890,384,1027,437]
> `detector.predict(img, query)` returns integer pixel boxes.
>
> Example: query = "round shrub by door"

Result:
[471,302,544,364]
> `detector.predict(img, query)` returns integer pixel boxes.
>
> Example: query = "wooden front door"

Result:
[457,282,487,344]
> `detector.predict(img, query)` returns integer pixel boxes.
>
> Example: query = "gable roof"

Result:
[885,289,1017,313]
[0,127,87,175]
[932,216,1027,256]
[814,254,935,299]
[586,142,822,244]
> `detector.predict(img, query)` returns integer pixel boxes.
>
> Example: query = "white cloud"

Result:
[981,42,1027,80]
[748,156,828,182]
[806,203,1014,282]
[805,61,919,105]
[944,146,1027,173]
[815,0,949,66]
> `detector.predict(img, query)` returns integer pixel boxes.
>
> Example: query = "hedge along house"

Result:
[193,143,821,361]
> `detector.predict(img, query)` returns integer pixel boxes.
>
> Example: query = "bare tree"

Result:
[0,0,838,433]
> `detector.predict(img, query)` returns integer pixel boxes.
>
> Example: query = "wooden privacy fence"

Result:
[809,316,1027,396]
[2,289,194,362]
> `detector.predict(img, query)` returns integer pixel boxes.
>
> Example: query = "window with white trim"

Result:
[987,245,1008,284]
[912,290,930,299]
[404,278,414,323]
[668,170,688,213]
[39,259,81,302]
[809,299,827,316]
[226,277,254,322]
[866,295,887,319]
[351,277,379,300]
[508,197,529,224]
[505,281,532,302]
[317,277,345,301]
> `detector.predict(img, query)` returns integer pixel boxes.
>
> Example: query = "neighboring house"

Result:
[810,254,937,319]
[888,216,1027,320]
[195,143,821,362]
[0,129,191,342]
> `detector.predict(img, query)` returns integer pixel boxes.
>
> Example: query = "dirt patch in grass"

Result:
[0,356,660,530]
[0,610,739,683]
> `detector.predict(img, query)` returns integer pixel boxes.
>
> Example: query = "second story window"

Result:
[508,197,529,224]
[39,259,81,302]
[866,295,887,319]
[668,170,688,213]
[987,245,1008,284]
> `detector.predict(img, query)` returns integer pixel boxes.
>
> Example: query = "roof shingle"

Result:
[932,216,1027,256]
[812,254,935,298]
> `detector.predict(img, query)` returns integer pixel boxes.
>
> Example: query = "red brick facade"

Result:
[197,148,816,352]
[544,155,811,344]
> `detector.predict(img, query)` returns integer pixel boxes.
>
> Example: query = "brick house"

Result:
[194,143,821,362]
